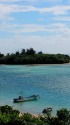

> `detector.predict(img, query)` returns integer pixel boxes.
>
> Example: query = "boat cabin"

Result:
[19,96,23,99]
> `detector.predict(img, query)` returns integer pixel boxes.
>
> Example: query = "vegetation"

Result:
[0,105,70,125]
[0,48,70,64]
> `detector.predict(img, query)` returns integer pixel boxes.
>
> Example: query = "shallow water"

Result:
[0,64,70,114]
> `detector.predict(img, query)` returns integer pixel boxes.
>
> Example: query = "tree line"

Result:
[0,48,70,64]
[0,105,70,125]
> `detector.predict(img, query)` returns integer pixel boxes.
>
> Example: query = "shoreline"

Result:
[0,63,70,66]
[19,112,41,118]
[27,63,70,66]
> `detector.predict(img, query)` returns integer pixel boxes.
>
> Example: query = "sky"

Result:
[0,0,70,54]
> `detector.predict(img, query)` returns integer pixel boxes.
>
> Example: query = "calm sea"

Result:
[0,64,70,114]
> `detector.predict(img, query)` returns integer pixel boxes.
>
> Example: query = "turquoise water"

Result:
[0,64,70,114]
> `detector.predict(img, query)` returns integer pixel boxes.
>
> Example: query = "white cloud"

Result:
[0,23,18,31]
[0,0,17,2]
[0,23,70,36]
[50,23,70,35]
[0,34,70,54]
[0,4,36,14]
[0,4,70,16]
[0,23,70,54]
[0,4,36,20]
[39,6,70,14]
[0,0,70,55]
[0,0,35,2]
[54,16,70,21]
[9,24,58,33]
[0,4,70,21]
[0,0,63,3]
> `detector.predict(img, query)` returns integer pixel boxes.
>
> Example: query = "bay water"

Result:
[0,64,70,114]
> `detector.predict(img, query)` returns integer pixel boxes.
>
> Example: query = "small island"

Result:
[0,48,70,64]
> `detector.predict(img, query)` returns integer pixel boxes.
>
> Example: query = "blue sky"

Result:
[0,0,70,54]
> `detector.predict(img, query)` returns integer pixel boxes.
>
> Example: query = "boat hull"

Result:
[13,95,39,103]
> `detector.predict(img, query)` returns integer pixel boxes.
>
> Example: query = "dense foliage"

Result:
[0,105,70,125]
[0,48,70,64]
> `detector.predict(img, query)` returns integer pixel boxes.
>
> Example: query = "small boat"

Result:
[42,107,52,114]
[13,95,39,103]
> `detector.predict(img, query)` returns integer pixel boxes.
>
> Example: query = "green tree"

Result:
[57,108,70,125]
[38,51,43,54]
[15,51,19,56]
[21,49,26,55]
[26,48,36,55]
[0,53,4,57]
